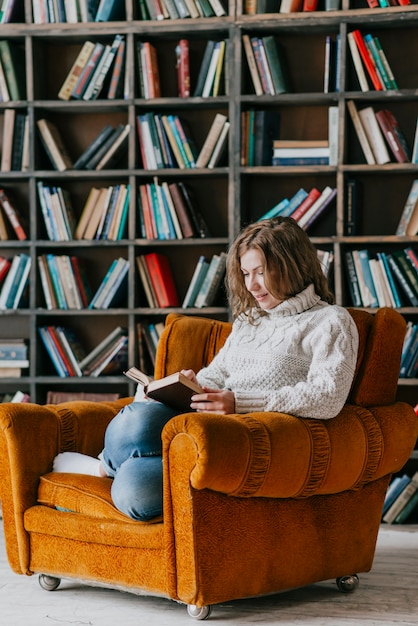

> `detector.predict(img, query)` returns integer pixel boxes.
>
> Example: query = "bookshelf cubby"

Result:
[0,0,417,481]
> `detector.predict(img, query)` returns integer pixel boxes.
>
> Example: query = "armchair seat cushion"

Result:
[38,473,162,524]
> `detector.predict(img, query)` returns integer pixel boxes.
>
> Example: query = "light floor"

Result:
[1,519,417,626]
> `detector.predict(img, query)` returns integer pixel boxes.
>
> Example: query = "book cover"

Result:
[262,36,290,95]
[242,34,263,96]
[193,40,217,97]
[73,124,115,170]
[383,471,418,523]
[37,119,74,172]
[0,39,26,100]
[375,109,411,164]
[94,0,125,21]
[351,29,383,91]
[395,179,418,236]
[58,41,96,100]
[71,42,105,99]
[387,253,418,307]
[175,39,190,98]
[358,106,391,164]
[196,113,228,168]
[0,188,27,240]
[346,100,376,165]
[124,366,203,412]
[253,110,280,166]
[107,37,126,99]
[182,255,210,307]
[351,249,379,308]
[144,252,179,307]
[347,31,369,92]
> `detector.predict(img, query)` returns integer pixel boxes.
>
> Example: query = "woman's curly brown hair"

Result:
[226,217,334,322]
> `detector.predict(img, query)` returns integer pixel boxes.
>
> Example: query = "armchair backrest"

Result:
[155,307,406,409]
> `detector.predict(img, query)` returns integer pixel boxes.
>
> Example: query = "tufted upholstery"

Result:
[0,308,417,616]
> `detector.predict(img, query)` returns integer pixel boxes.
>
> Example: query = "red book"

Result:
[46,326,76,377]
[144,252,179,308]
[290,188,321,222]
[351,30,383,91]
[0,256,11,282]
[375,109,411,163]
[365,0,379,6]
[176,39,190,98]
[107,38,126,99]
[143,42,161,99]
[0,188,27,240]
[302,0,318,10]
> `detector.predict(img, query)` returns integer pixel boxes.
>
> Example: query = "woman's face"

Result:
[240,248,283,310]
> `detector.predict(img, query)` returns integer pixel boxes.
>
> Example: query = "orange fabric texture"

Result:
[0,308,417,611]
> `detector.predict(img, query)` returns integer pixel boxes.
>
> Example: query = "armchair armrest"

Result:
[162,402,418,499]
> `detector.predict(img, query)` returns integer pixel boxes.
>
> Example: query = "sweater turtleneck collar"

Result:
[266,284,322,317]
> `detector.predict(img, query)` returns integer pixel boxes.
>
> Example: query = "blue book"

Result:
[382,474,411,515]
[88,258,119,309]
[376,252,402,308]
[95,0,124,21]
[182,256,210,308]
[38,326,68,377]
[282,188,308,217]
[258,198,290,221]
[353,249,379,308]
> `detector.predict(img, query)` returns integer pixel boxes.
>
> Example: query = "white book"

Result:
[368,258,391,307]
[328,106,339,166]
[358,106,391,165]
[242,34,263,96]
[95,123,130,171]
[11,255,31,310]
[207,0,226,15]
[347,32,369,92]
[207,121,230,168]
[82,44,111,100]
[0,255,21,309]
[377,256,397,308]
[196,113,228,168]
[202,43,221,98]
[346,100,376,165]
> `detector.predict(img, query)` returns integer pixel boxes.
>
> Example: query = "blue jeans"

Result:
[101,401,178,521]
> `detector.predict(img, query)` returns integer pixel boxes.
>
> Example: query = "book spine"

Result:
[351,29,383,91]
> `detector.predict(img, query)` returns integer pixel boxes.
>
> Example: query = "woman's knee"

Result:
[111,456,163,522]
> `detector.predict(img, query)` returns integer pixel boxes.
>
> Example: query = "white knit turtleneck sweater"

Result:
[196,284,359,419]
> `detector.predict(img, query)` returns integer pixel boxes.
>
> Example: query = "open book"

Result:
[124,367,203,412]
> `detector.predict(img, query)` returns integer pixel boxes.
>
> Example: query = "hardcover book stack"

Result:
[39,325,128,378]
[382,471,418,524]
[0,338,29,378]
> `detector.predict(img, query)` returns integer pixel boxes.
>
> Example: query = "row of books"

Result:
[45,390,120,403]
[182,253,227,308]
[136,251,227,309]
[400,322,418,378]
[58,35,126,101]
[138,0,227,20]
[258,186,337,231]
[137,111,229,170]
[0,253,31,310]
[75,184,129,240]
[0,1,22,23]
[347,29,398,92]
[0,338,29,378]
[347,100,418,166]
[38,254,128,311]
[37,118,130,172]
[39,324,128,378]
[138,179,211,241]
[1,390,30,402]
[1,109,29,172]
[0,40,25,102]
[344,247,418,309]
[382,471,418,524]
[137,320,165,370]
[32,0,123,23]
[243,34,290,97]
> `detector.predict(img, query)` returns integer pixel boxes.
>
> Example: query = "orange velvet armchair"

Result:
[0,308,417,620]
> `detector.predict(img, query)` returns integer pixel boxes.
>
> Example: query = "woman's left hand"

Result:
[190,387,235,415]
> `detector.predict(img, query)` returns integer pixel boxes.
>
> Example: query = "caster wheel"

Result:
[336,574,359,593]
[38,574,61,591]
[187,604,212,620]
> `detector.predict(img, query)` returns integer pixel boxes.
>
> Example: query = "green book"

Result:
[261,36,290,95]
[0,40,26,100]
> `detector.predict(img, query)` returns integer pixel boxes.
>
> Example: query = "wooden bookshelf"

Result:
[0,0,417,450]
